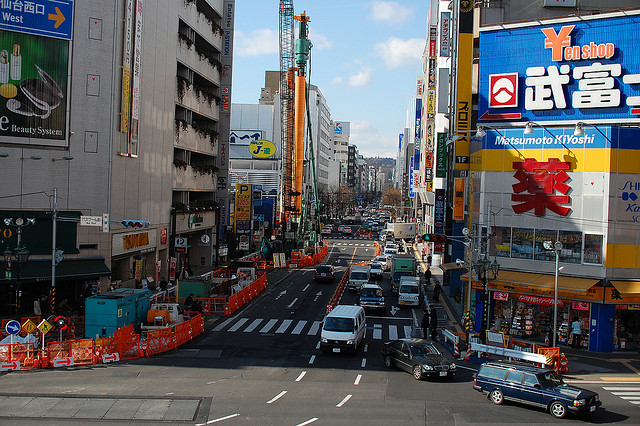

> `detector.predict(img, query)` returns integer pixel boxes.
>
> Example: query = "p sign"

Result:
[489,73,518,108]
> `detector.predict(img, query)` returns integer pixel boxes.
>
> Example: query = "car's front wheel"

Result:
[412,365,423,380]
[384,355,392,368]
[489,389,504,405]
[549,401,567,419]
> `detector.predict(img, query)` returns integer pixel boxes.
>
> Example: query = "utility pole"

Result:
[51,187,57,314]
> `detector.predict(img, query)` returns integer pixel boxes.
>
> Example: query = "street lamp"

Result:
[473,256,500,331]
[544,240,563,347]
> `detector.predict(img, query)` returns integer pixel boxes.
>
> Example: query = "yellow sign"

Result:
[22,319,37,334]
[38,319,53,335]
[248,140,277,158]
[453,178,465,220]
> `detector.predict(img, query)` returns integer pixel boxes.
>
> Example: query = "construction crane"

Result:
[279,0,295,231]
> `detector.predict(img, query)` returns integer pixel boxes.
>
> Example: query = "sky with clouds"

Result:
[231,0,428,158]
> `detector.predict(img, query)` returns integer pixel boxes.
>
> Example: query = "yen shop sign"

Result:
[489,73,518,108]
[249,140,277,158]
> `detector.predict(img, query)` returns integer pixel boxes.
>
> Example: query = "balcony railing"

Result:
[175,122,217,154]
[179,0,223,51]
[177,41,221,85]
[177,81,219,121]
[173,164,216,191]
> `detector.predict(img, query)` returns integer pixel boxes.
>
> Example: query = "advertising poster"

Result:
[234,183,252,233]
[453,177,465,220]
[0,0,73,147]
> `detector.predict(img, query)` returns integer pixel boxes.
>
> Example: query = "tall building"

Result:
[0,0,234,315]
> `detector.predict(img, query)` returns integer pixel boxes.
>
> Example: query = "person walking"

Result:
[424,267,432,286]
[421,309,430,339]
[429,306,438,341]
[571,317,582,349]
[433,280,441,303]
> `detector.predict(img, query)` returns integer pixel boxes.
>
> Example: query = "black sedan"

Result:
[382,339,456,380]
[314,265,336,282]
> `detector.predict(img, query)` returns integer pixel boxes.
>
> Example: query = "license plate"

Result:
[399,301,405,305]
[333,348,340,353]
[321,273,326,276]
[590,406,596,412]
[439,371,447,377]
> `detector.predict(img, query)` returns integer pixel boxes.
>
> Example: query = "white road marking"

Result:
[291,320,307,335]
[303,284,310,292]
[200,413,240,424]
[275,290,287,300]
[287,298,299,308]
[361,358,367,368]
[213,317,235,332]
[228,318,248,332]
[389,325,398,341]
[295,371,306,382]
[373,328,382,340]
[568,380,640,384]
[244,319,263,332]
[354,374,362,385]
[267,390,287,404]
[619,396,640,400]
[315,341,321,349]
[309,355,316,364]
[364,344,368,353]
[296,418,319,426]
[456,365,478,372]
[390,306,399,315]
[275,319,293,333]
[603,387,640,391]
[404,325,412,338]
[259,319,278,333]
[336,394,352,407]
[308,321,321,335]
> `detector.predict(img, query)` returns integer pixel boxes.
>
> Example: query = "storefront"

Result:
[609,281,640,351]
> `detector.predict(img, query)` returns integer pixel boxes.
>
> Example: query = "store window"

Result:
[534,229,557,261]
[492,227,512,258]
[511,228,534,259]
[558,231,582,264]
[584,234,603,264]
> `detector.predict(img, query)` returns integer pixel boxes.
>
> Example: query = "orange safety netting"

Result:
[0,342,36,369]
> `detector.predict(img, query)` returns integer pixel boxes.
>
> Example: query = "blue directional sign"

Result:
[0,0,74,40]
[5,319,21,336]
[257,214,264,221]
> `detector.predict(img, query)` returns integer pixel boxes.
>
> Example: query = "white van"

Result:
[398,276,421,307]
[347,265,370,292]
[320,305,366,354]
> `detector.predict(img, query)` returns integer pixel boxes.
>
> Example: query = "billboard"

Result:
[234,183,251,233]
[453,0,474,169]
[479,12,640,125]
[0,0,74,148]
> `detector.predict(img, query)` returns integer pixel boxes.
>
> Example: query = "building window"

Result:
[511,228,534,259]
[493,226,512,258]
[583,234,603,265]
[534,229,557,261]
[558,231,582,264]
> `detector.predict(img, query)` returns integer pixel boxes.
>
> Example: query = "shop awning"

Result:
[610,280,640,295]
[0,259,111,284]
[493,270,599,293]
[440,262,465,272]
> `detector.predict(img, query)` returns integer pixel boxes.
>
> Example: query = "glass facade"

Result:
[511,228,534,259]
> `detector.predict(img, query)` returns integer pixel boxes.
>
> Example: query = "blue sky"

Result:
[231,1,429,158]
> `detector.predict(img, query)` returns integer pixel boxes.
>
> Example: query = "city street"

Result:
[0,237,639,424]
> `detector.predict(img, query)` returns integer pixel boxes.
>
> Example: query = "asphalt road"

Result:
[0,235,638,424]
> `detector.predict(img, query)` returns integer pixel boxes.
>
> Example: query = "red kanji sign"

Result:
[511,158,571,216]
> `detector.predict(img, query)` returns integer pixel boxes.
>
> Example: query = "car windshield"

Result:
[538,371,565,388]
[370,263,381,269]
[361,287,383,298]
[350,272,368,280]
[411,343,440,356]
[324,317,354,332]
[400,285,419,294]
[316,266,332,274]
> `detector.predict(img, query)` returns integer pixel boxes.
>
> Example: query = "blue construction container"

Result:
[84,288,151,339]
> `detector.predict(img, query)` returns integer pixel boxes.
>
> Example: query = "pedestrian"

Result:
[433,280,441,303]
[424,267,432,286]
[159,277,168,292]
[421,309,430,339]
[571,317,582,349]
[33,298,41,316]
[427,254,432,268]
[184,293,194,311]
[429,306,438,340]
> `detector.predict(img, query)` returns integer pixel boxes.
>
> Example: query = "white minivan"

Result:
[320,305,366,354]
[397,276,422,307]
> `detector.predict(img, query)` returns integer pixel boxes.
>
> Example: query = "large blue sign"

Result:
[0,0,74,40]
[479,12,640,125]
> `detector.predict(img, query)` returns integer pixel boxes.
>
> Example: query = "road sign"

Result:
[52,357,74,368]
[0,0,74,40]
[0,361,20,371]
[256,214,264,221]
[80,215,103,226]
[37,319,53,335]
[102,353,120,364]
[5,320,20,335]
[21,319,36,334]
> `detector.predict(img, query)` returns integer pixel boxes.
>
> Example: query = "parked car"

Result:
[368,262,384,280]
[342,226,353,235]
[473,361,601,419]
[358,283,385,315]
[321,226,332,235]
[374,255,389,271]
[382,339,456,380]
[337,225,345,233]
[314,265,335,282]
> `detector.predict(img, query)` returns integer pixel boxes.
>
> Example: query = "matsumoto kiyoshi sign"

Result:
[478,12,640,124]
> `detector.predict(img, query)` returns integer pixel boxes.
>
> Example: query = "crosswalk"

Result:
[213,316,415,340]
[603,385,640,405]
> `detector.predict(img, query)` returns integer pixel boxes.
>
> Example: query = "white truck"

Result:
[347,265,370,293]
[141,302,185,333]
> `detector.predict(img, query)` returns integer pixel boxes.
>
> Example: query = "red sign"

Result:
[102,353,120,363]
[489,73,519,108]
[494,291,509,301]
[512,158,571,216]
[0,361,20,371]
[572,301,590,311]
[518,294,563,306]
[52,357,74,368]
[160,228,167,245]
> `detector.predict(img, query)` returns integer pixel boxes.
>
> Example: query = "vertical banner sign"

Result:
[234,183,251,233]
[453,177,466,220]
[440,12,450,57]
[429,26,437,57]
[436,133,448,178]
[120,0,134,133]
[409,157,415,198]
[218,0,235,230]
[454,0,474,169]
[0,0,74,148]
[129,0,143,156]
[134,259,143,281]
[416,78,423,96]
[434,189,445,234]
[414,98,422,165]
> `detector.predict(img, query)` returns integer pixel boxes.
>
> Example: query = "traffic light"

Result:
[424,233,446,243]
[54,249,64,264]
[121,220,150,228]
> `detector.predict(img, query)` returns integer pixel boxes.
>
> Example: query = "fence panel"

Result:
[69,339,95,365]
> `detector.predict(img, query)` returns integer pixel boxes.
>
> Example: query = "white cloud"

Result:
[234,29,278,57]
[350,120,397,158]
[330,76,344,85]
[308,30,333,50]
[375,37,425,68]
[370,1,412,24]
[348,70,371,87]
